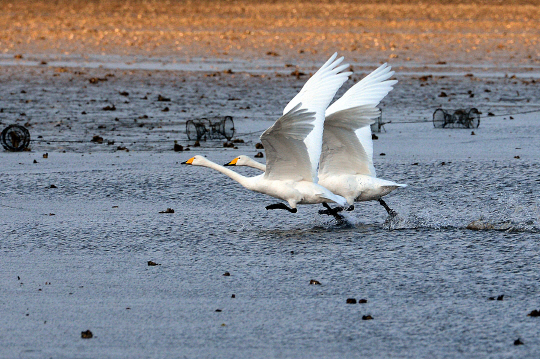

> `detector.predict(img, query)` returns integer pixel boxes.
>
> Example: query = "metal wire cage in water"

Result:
[186,116,235,141]
[186,118,210,141]
[1,124,31,151]
[433,108,480,129]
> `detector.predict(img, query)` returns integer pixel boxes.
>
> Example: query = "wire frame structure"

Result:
[1,124,31,151]
[433,108,480,129]
[186,116,235,141]
[370,111,385,133]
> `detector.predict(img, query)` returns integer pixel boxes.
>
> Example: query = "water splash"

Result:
[469,193,540,232]
[382,213,408,230]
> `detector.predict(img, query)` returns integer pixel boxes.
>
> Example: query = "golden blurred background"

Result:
[1,0,539,66]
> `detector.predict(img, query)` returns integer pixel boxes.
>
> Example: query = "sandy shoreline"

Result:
[2,0,540,68]
[2,0,539,155]
[2,0,538,154]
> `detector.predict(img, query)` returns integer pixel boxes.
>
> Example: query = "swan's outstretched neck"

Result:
[246,157,266,171]
[197,157,255,189]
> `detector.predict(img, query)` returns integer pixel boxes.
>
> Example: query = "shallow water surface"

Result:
[1,151,539,358]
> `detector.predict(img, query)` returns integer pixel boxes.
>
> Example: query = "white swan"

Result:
[182,53,351,213]
[225,63,407,215]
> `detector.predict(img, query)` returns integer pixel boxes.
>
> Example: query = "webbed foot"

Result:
[266,203,297,213]
[319,202,345,223]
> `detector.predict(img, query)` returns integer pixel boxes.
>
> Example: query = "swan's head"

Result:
[224,155,251,167]
[181,155,206,166]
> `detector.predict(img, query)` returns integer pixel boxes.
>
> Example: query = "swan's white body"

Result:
[228,152,406,206]
[316,172,405,204]
[184,53,352,210]
[227,63,407,206]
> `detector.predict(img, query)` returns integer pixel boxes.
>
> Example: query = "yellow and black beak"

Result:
[224,158,239,166]
[181,157,195,165]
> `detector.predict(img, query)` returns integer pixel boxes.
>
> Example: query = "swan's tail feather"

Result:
[377,184,407,198]
[321,193,348,207]
[381,184,407,191]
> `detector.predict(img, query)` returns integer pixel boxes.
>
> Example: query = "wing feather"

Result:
[261,103,315,181]
[282,53,352,181]
[320,63,397,177]
[319,106,379,177]
[355,126,376,176]
[326,63,397,116]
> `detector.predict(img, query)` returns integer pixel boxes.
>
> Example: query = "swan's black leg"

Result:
[318,202,345,223]
[319,202,344,213]
[378,198,397,217]
[346,205,354,211]
[322,202,333,212]
[266,203,297,213]
[318,202,341,215]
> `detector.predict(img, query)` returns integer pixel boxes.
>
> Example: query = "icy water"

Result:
[1,149,539,358]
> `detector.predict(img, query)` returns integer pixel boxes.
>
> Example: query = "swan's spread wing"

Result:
[322,63,397,177]
[326,63,397,116]
[261,104,315,181]
[319,106,379,177]
[283,53,351,181]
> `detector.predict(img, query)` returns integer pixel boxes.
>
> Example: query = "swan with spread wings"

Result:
[183,53,351,214]
[225,63,406,216]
